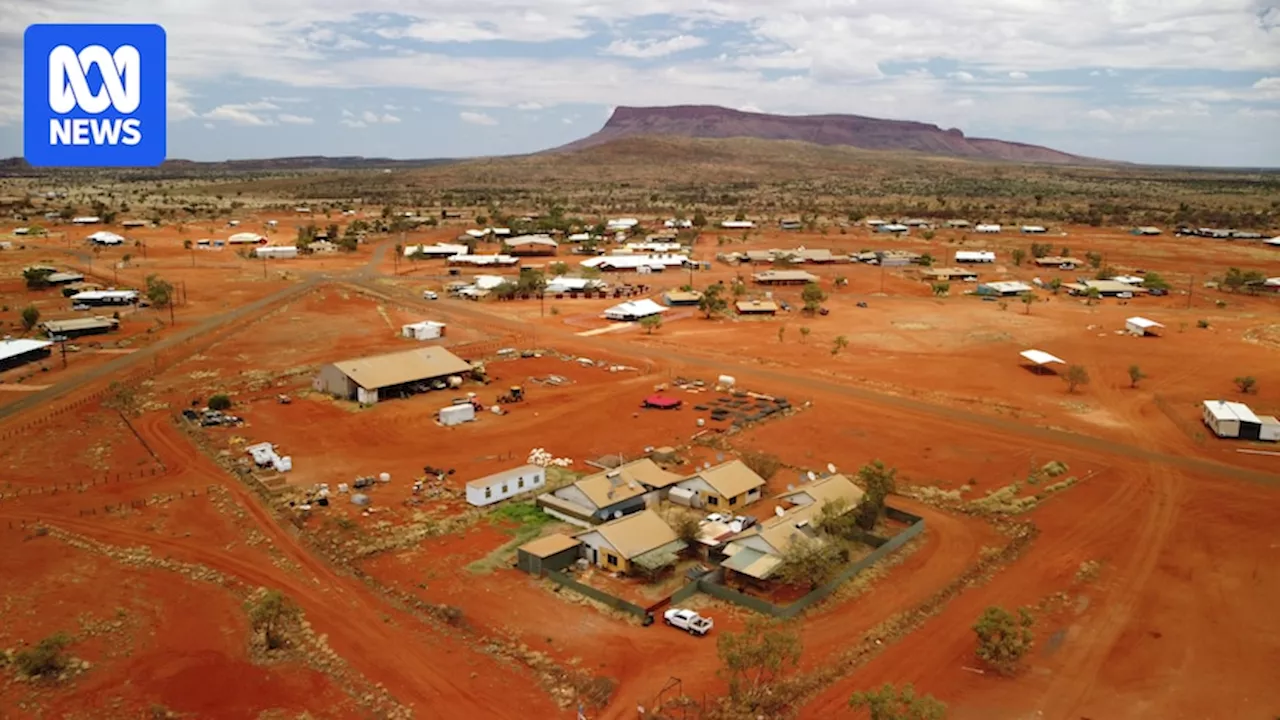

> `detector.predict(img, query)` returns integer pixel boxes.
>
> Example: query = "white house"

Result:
[255,245,298,259]
[466,464,547,507]
[405,243,466,258]
[228,232,267,245]
[877,223,909,233]
[664,218,693,229]
[581,254,688,272]
[606,218,640,231]
[71,216,101,225]
[566,232,593,243]
[1020,225,1048,234]
[721,220,755,229]
[1202,400,1260,439]
[603,298,667,321]
[448,254,519,266]
[975,224,1002,233]
[955,250,996,263]
[546,277,606,294]
[86,231,124,245]
[70,290,139,307]
[1124,317,1163,336]
[439,403,476,427]
[402,320,446,340]
[625,241,683,253]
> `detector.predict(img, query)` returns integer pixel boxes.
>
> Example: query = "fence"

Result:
[0,464,168,503]
[2,484,217,525]
[693,508,927,618]
[544,569,650,620]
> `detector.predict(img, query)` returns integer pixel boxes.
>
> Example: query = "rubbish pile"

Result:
[182,407,243,427]
[527,447,572,468]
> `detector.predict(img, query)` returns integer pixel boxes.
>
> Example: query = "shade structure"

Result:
[1020,349,1065,366]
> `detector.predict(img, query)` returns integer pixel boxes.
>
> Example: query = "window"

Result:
[729,496,738,506]
[606,553,619,566]
[501,484,508,495]
[707,495,719,506]
[484,487,492,498]
[518,478,524,489]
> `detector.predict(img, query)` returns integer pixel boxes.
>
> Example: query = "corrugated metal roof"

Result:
[330,346,472,390]
[0,338,53,362]
[576,509,678,559]
[519,533,582,558]
[681,460,765,499]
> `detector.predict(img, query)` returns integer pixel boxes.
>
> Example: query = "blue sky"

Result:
[2,1,1278,166]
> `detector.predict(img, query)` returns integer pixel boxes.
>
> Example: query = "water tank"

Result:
[448,376,463,388]
[379,472,391,483]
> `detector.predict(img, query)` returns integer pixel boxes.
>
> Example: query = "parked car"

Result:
[705,513,727,524]
[423,290,438,300]
[663,608,713,636]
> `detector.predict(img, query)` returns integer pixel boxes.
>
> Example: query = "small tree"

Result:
[973,606,1035,675]
[716,618,802,708]
[698,284,728,318]
[849,683,948,720]
[1048,278,1062,295]
[1142,272,1170,291]
[918,252,935,267]
[14,632,73,678]
[740,450,782,481]
[832,335,849,356]
[208,394,233,411]
[799,326,811,343]
[1085,287,1101,305]
[21,305,40,332]
[104,381,138,416]
[673,514,701,549]
[1011,248,1026,266]
[1128,365,1146,388]
[1063,364,1090,393]
[801,282,827,314]
[931,282,950,297]
[856,460,897,528]
[691,211,707,228]
[1085,251,1103,269]
[548,261,569,276]
[183,238,193,250]
[639,314,663,334]
[776,536,845,590]
[1021,293,1035,314]
[145,274,175,324]
[1234,376,1257,394]
[246,589,300,651]
[23,266,55,289]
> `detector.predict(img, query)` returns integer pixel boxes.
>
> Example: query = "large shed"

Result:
[41,316,120,338]
[313,346,472,405]
[0,338,53,371]
[1125,317,1163,336]
[1020,349,1065,374]
[516,534,582,575]
[1202,400,1263,440]
[603,299,667,321]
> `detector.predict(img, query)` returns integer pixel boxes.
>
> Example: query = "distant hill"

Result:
[551,105,1104,165]
[0,155,458,176]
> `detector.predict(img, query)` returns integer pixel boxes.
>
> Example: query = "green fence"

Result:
[544,569,650,620]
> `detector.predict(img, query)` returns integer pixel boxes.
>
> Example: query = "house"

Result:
[228,232,267,245]
[401,321,446,340]
[721,220,755,229]
[0,338,53,372]
[405,243,466,258]
[515,534,583,574]
[779,218,803,231]
[663,290,702,306]
[877,223,909,234]
[1020,225,1048,234]
[44,271,85,286]
[581,254,688,272]
[505,235,558,256]
[606,218,640,231]
[975,224,1002,233]
[71,216,101,225]
[793,249,835,264]
[441,209,464,219]
[574,509,684,575]
[875,250,919,267]
[255,246,298,259]
[41,316,119,339]
[1132,226,1162,236]
[1264,237,1280,247]
[864,219,886,228]
[1202,400,1271,441]
[977,281,1033,296]
[625,241,683,253]
[736,300,778,315]
[70,290,138,307]
[1033,256,1082,268]
[86,231,124,245]
[312,346,473,405]
[664,218,693,229]
[448,254,519,267]
[753,270,818,285]
[719,503,826,585]
[1110,275,1145,286]
[546,277,607,294]
[539,458,680,526]
[566,232,594,243]
[120,220,148,228]
[1125,317,1163,336]
[466,464,547,507]
[921,267,978,282]
[673,460,766,512]
[1020,349,1066,373]
[955,251,996,263]
[603,299,667,321]
[1063,280,1149,297]
[902,218,931,228]
[777,473,866,510]
[488,227,512,238]
[945,220,972,228]
[308,240,339,254]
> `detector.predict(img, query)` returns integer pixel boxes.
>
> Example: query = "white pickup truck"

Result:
[663,608,713,636]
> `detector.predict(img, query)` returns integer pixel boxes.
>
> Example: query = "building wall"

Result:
[678,477,762,512]
[466,467,547,506]
[575,532,630,573]
[314,364,356,399]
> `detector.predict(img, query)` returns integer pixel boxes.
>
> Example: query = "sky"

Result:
[1,1,1278,167]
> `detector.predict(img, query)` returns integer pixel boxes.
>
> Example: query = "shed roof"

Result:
[980,281,1033,293]
[1020,349,1065,366]
[729,503,823,556]
[41,317,119,333]
[604,299,667,318]
[0,338,53,362]
[506,235,558,247]
[574,458,681,506]
[721,546,782,579]
[330,346,471,390]
[681,460,765,498]
[576,509,678,559]
[1202,400,1261,424]
[736,300,779,313]
[922,267,977,277]
[663,290,703,303]
[778,473,865,508]
[753,270,818,283]
[465,464,542,490]
[1125,316,1163,329]
[519,533,582,558]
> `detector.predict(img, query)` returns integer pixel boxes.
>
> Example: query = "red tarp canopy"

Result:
[643,395,682,409]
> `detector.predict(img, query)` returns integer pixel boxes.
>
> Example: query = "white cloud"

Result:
[340,118,367,128]
[384,104,401,111]
[1009,71,1028,80]
[381,113,402,123]
[562,117,574,124]
[360,110,381,124]
[1086,109,1115,122]
[205,101,279,126]
[278,113,315,124]
[949,71,975,82]
[517,102,544,111]
[460,111,499,126]
[341,109,355,118]
[604,35,707,59]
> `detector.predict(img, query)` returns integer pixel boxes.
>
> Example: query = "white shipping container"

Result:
[440,403,475,426]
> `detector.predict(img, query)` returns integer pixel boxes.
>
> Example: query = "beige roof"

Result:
[331,346,472,390]
[794,249,833,262]
[1034,256,1082,265]
[574,458,680,507]
[506,236,558,247]
[41,316,119,332]
[1065,280,1149,294]
[736,300,779,313]
[753,270,819,283]
[519,533,582,558]
[683,460,765,498]
[732,503,823,555]
[664,290,703,303]
[778,473,865,509]
[576,509,678,559]
[921,267,977,278]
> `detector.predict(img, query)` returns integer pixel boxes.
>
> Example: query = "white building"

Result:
[466,464,547,506]
[228,232,267,245]
[664,218,693,229]
[1202,400,1265,440]
[70,290,139,306]
[439,403,476,427]
[603,298,668,321]
[955,250,996,263]
[255,245,298,259]
[721,220,755,229]
[606,218,640,231]
[448,254,519,266]
[580,254,688,272]
[546,277,606,294]
[1020,225,1047,234]
[71,216,101,225]
[625,241,683,253]
[975,224,1002,233]
[402,320,446,340]
[86,231,124,245]
[1124,317,1163,336]
[405,243,466,258]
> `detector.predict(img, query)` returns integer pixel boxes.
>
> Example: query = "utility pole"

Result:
[1187,273,1194,309]
[880,262,886,294]
[168,298,175,326]
[262,253,267,278]
[53,335,68,369]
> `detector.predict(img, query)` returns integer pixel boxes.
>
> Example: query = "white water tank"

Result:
[379,472,391,483]
[718,375,736,388]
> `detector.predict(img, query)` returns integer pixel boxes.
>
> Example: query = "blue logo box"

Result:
[24,23,167,167]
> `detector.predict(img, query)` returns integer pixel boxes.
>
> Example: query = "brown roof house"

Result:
[537,458,680,526]
[312,347,473,405]
[776,474,865,510]
[672,460,766,512]
[573,509,685,575]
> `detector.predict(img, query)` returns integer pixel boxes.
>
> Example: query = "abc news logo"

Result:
[48,44,144,146]
[24,24,166,167]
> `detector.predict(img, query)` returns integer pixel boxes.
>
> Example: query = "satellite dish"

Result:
[827,463,837,474]
[704,462,712,470]
[716,453,725,463]
[786,484,795,491]
[806,471,817,481]
[774,506,786,517]
[613,511,622,519]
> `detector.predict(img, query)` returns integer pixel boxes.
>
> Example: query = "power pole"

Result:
[1187,273,1194,309]
[54,335,68,369]
[168,298,175,326]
